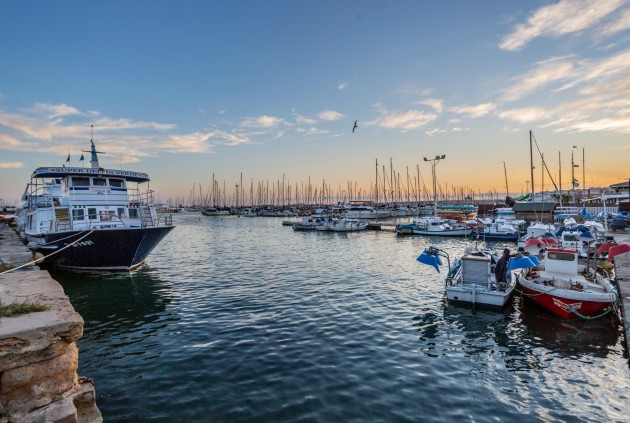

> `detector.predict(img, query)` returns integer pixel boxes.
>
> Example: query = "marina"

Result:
[3,213,629,421]
[2,2,630,422]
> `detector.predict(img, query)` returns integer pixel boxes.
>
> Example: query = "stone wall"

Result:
[0,225,101,422]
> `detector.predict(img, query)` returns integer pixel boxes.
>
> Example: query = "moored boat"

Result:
[22,140,175,271]
[512,248,619,319]
[417,246,517,309]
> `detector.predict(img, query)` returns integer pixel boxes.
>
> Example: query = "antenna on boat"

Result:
[82,125,106,169]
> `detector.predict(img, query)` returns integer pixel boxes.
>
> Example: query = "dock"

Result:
[612,230,630,361]
[0,223,102,422]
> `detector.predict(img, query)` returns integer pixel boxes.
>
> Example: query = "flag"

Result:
[65,154,70,162]
[80,154,84,161]
[572,178,580,188]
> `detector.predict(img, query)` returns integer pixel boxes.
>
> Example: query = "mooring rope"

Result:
[0,228,96,275]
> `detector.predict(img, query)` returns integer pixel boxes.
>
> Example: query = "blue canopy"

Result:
[417,249,443,273]
[578,232,595,242]
[526,255,541,266]
[507,256,537,271]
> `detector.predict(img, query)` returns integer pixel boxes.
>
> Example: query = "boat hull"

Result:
[32,226,175,271]
[446,285,514,308]
[519,284,613,319]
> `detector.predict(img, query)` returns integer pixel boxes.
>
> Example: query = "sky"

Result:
[1,0,629,204]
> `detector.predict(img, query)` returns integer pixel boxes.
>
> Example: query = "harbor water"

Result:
[51,213,630,422]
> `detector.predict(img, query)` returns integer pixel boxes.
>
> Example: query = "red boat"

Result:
[512,248,618,319]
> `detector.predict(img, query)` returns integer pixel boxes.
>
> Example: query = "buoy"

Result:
[33,252,45,263]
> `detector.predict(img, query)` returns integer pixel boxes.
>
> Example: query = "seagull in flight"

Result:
[352,120,358,133]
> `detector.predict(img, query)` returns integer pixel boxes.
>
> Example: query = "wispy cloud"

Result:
[338,82,348,90]
[425,128,445,136]
[499,0,625,51]
[414,98,443,113]
[293,111,317,125]
[497,107,551,123]
[367,105,438,130]
[448,103,496,118]
[318,110,344,121]
[0,162,23,169]
[240,115,285,128]
[25,102,82,119]
[598,7,630,37]
[502,56,577,101]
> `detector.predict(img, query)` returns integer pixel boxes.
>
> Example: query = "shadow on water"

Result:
[48,266,181,420]
[515,294,620,359]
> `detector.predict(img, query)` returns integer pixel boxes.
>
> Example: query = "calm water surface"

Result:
[51,213,630,422]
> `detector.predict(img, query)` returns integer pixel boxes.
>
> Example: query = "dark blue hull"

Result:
[34,226,175,270]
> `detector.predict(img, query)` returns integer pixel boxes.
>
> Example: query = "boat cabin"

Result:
[544,248,578,275]
[24,166,159,235]
[461,254,493,288]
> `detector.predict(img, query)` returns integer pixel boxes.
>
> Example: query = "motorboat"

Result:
[22,140,174,271]
[512,248,620,319]
[315,217,368,232]
[417,246,516,308]
[396,216,473,237]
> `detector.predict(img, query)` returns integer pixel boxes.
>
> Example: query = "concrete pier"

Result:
[0,223,101,423]
[611,230,630,362]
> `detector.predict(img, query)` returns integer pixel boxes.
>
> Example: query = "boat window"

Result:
[72,209,85,221]
[129,208,138,218]
[117,208,125,218]
[110,179,125,188]
[564,235,578,241]
[100,211,115,221]
[88,208,97,220]
[548,251,575,261]
[72,177,90,186]
[93,178,107,186]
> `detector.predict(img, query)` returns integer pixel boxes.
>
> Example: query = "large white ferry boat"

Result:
[21,141,175,270]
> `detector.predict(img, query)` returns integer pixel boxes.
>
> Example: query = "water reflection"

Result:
[516,295,619,359]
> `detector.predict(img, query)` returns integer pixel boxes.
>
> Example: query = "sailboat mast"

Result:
[529,130,535,199]
[503,161,509,199]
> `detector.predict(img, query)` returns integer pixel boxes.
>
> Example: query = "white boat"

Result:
[344,205,379,219]
[417,246,516,309]
[396,216,473,237]
[22,140,174,271]
[512,248,620,319]
[475,218,524,241]
[293,216,325,231]
[315,217,368,232]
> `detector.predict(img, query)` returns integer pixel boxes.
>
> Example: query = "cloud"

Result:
[318,110,344,121]
[0,161,23,169]
[425,128,445,136]
[502,56,578,101]
[240,115,285,128]
[25,102,82,119]
[414,98,443,113]
[497,107,551,123]
[448,103,497,118]
[367,106,438,130]
[293,112,317,125]
[598,7,630,37]
[338,82,348,90]
[499,0,625,51]
[557,48,630,91]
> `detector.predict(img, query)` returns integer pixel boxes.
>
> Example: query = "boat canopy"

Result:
[31,167,150,183]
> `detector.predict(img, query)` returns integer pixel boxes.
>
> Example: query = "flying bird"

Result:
[352,120,358,133]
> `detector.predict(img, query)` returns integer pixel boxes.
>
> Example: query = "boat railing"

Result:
[128,188,155,207]
[156,213,173,227]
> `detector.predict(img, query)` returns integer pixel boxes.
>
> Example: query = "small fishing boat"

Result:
[512,248,620,319]
[473,218,524,241]
[315,217,368,232]
[396,216,473,237]
[417,246,517,308]
[292,216,325,231]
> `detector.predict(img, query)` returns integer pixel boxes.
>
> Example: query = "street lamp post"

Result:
[423,155,446,217]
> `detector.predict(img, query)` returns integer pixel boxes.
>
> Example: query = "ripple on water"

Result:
[53,214,630,423]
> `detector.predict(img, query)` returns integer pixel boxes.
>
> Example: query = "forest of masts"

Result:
[159,159,518,208]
